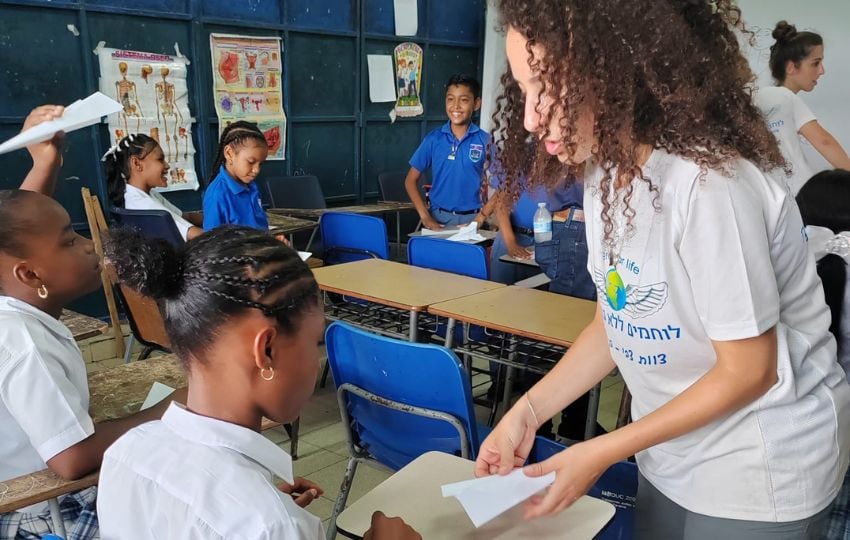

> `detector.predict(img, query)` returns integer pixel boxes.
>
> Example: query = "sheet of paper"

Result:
[442,468,556,528]
[298,251,312,261]
[446,222,486,243]
[367,55,397,103]
[0,92,122,155]
[394,0,418,36]
[141,381,175,410]
[420,227,460,237]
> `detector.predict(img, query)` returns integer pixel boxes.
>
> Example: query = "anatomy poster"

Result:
[210,33,286,160]
[97,47,198,191]
[394,42,423,118]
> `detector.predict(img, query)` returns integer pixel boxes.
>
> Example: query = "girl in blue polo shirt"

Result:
[203,121,270,231]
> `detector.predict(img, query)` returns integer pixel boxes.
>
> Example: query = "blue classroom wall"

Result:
[0,0,485,318]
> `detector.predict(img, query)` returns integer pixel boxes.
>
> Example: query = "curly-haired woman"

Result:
[477,2,850,538]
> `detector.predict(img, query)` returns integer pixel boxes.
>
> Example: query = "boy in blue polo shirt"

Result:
[203,121,270,231]
[405,75,490,230]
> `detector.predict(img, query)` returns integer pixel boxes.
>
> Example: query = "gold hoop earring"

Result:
[260,366,275,381]
[37,284,49,299]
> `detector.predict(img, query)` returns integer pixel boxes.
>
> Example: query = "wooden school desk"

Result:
[336,451,615,540]
[0,354,279,524]
[312,259,504,341]
[61,310,108,342]
[428,286,598,437]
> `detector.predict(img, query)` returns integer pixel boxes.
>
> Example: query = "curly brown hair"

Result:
[492,0,785,247]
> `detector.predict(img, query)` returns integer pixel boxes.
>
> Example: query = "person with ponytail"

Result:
[754,20,850,195]
[476,1,849,538]
[96,226,420,540]
[103,133,203,241]
[202,121,270,231]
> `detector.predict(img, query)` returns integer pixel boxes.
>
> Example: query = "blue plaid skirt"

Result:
[0,487,98,540]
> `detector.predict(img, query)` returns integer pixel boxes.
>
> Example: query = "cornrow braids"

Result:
[104,225,319,365]
[209,121,268,182]
[103,133,158,208]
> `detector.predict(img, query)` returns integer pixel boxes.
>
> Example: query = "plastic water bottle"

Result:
[533,202,553,243]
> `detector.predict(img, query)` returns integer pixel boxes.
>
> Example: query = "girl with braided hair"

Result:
[103,133,203,241]
[476,1,850,537]
[96,225,420,540]
[202,121,271,231]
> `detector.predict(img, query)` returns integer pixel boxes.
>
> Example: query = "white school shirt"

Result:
[123,184,194,241]
[754,86,818,196]
[584,150,850,521]
[97,402,324,540]
[0,296,94,513]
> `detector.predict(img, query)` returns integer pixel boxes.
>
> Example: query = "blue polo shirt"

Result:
[490,174,583,230]
[202,166,269,231]
[409,121,490,212]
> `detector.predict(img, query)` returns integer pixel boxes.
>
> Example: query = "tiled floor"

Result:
[80,337,625,537]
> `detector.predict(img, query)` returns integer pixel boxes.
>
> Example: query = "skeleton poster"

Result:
[210,34,286,160]
[97,47,199,191]
[394,42,423,118]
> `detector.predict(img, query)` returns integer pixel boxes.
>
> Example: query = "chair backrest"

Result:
[325,321,480,470]
[407,236,489,280]
[528,436,637,540]
[265,175,327,209]
[80,188,125,359]
[112,285,171,352]
[377,171,410,201]
[111,207,184,247]
[320,211,389,264]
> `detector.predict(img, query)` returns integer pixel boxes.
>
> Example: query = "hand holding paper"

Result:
[0,92,122,155]
[442,468,556,527]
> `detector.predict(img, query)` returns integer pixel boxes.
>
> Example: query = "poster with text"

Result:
[210,33,286,160]
[98,47,199,191]
[394,42,423,118]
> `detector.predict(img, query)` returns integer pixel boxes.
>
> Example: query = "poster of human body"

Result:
[210,34,286,160]
[98,47,199,191]
[394,42,423,117]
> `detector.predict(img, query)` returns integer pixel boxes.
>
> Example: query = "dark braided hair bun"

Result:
[103,224,319,363]
[772,21,797,42]
[104,227,184,300]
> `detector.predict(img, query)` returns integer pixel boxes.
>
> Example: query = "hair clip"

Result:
[101,142,122,162]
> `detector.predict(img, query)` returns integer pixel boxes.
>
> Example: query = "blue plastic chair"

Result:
[325,321,483,538]
[320,211,389,265]
[407,236,489,279]
[111,207,184,247]
[528,436,637,540]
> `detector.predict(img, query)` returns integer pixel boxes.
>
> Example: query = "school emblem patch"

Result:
[469,143,483,163]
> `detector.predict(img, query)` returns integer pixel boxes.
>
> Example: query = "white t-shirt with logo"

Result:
[584,149,850,521]
[754,86,817,196]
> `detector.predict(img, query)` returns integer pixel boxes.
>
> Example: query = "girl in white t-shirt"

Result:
[103,133,203,241]
[754,21,850,195]
[478,2,850,539]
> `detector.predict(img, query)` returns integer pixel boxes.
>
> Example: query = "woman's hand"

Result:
[522,439,612,519]
[474,394,539,477]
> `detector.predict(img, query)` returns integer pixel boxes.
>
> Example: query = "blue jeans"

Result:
[431,207,478,228]
[534,220,596,300]
[490,231,538,285]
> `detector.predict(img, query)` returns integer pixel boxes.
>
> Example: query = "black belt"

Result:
[432,207,480,216]
[512,225,534,236]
